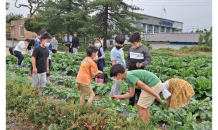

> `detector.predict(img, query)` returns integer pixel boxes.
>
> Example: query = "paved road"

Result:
[150,43,198,50]
[6,40,20,47]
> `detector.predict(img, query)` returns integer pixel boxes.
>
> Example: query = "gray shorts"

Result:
[31,72,46,88]
[73,48,78,54]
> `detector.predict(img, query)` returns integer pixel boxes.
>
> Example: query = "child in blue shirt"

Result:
[109,35,126,99]
[93,38,106,84]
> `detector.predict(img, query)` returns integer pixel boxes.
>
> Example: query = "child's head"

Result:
[74,32,77,37]
[115,34,125,50]
[86,45,99,59]
[129,31,142,49]
[24,38,30,44]
[38,29,47,38]
[41,32,52,47]
[52,35,56,39]
[29,39,35,46]
[93,38,102,48]
[110,64,126,81]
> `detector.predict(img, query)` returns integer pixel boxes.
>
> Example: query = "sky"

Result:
[6,0,212,32]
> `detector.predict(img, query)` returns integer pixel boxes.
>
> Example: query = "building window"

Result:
[166,27,170,33]
[172,28,175,32]
[147,24,152,33]
[19,26,24,36]
[161,26,165,32]
[154,25,159,33]
[141,23,145,31]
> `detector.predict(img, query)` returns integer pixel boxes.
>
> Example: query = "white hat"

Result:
[162,80,172,99]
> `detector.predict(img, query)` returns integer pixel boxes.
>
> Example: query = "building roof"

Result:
[137,13,183,24]
[148,33,204,43]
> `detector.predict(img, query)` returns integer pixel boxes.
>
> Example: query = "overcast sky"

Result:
[6,0,212,32]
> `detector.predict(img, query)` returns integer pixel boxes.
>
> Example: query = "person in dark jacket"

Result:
[62,42,72,53]
[126,31,151,106]
[93,38,106,83]
[70,32,80,54]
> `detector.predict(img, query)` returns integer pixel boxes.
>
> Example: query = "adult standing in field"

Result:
[31,32,51,96]
[162,78,195,109]
[71,32,80,54]
[126,31,151,106]
[51,35,58,53]
[14,39,30,67]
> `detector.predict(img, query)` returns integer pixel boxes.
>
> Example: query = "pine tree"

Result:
[86,0,143,50]
[37,0,89,42]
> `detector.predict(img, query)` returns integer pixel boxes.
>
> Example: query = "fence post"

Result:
[12,27,14,47]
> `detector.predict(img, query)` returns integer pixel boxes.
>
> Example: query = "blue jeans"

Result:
[14,51,24,65]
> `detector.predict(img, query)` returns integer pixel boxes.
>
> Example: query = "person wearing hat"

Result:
[162,78,195,109]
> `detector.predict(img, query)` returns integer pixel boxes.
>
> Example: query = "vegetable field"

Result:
[6,53,212,130]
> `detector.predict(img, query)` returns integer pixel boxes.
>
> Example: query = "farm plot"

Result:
[6,53,212,130]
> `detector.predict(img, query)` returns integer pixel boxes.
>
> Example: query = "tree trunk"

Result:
[67,30,69,42]
[103,5,108,51]
[84,35,86,45]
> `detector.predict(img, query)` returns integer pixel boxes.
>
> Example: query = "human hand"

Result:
[112,95,120,100]
[46,68,50,73]
[156,95,165,103]
[78,46,80,49]
[97,71,103,77]
[33,67,37,73]
[136,63,142,68]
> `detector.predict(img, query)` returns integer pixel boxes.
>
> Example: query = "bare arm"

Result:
[136,80,164,103]
[91,70,103,77]
[47,58,49,69]
[166,96,171,109]
[136,80,158,98]
[32,57,36,69]
[119,87,135,99]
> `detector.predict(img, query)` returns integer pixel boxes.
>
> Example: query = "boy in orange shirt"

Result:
[76,45,103,105]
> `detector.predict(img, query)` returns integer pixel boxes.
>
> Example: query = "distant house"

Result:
[148,33,204,45]
[10,18,37,41]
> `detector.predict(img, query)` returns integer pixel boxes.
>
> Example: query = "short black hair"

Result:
[52,35,56,37]
[110,64,125,77]
[38,29,47,35]
[129,31,141,43]
[30,39,35,46]
[115,34,125,44]
[41,32,52,40]
[62,42,67,44]
[24,38,31,43]
[86,45,98,57]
